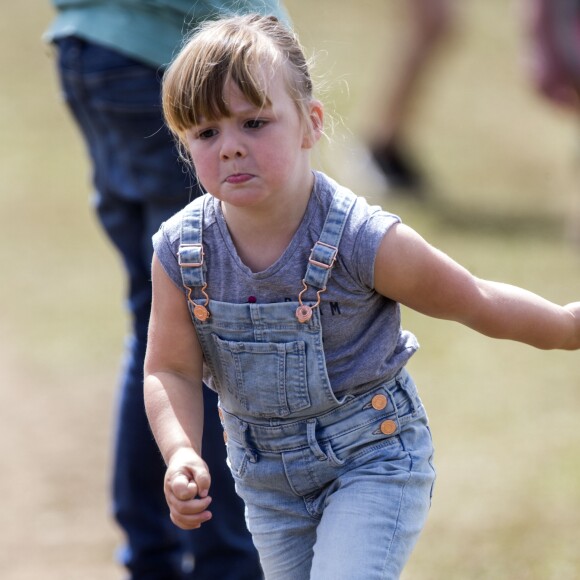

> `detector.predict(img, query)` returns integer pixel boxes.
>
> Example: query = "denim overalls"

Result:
[179,187,436,580]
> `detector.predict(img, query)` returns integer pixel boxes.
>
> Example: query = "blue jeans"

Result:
[54,37,262,580]
[223,374,435,579]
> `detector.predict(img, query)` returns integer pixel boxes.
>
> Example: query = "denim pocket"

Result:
[212,335,311,418]
[225,439,249,479]
[387,373,423,423]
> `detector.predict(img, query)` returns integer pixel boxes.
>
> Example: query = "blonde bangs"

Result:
[162,18,281,139]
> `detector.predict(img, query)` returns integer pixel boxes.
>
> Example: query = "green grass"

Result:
[2,1,580,578]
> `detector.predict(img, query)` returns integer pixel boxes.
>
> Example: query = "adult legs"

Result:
[54,37,261,579]
[370,0,454,192]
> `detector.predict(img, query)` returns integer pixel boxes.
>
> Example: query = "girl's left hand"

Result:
[564,302,580,350]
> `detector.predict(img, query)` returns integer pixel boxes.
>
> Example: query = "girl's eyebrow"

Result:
[231,105,270,116]
[229,97,273,115]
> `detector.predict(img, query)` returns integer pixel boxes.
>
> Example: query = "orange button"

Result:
[371,394,388,411]
[218,407,224,421]
[380,420,397,435]
[223,431,228,443]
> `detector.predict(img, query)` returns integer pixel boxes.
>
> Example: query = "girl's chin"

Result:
[216,188,269,208]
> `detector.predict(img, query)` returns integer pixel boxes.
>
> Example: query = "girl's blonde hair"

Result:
[162,14,314,147]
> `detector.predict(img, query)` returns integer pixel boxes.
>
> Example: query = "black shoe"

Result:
[370,142,425,196]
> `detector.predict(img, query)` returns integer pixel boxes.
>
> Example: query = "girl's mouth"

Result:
[226,173,253,184]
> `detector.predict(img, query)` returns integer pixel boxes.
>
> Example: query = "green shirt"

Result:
[45,0,289,68]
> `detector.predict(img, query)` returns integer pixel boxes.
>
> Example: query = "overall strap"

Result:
[178,197,206,289]
[303,185,357,289]
[177,186,356,294]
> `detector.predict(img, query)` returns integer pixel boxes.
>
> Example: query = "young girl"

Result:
[144,14,580,579]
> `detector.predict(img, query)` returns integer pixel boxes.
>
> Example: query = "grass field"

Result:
[1,1,580,578]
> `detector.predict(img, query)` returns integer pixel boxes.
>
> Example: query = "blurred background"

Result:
[1,1,579,578]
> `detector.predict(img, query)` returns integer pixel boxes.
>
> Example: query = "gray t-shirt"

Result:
[153,171,418,398]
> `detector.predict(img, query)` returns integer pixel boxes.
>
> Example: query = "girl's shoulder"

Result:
[313,171,401,242]
[312,171,402,289]
[152,193,217,293]
[155,192,215,246]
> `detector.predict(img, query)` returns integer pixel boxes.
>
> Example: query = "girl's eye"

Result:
[245,119,266,130]
[198,128,217,140]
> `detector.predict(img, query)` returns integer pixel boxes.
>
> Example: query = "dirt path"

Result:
[0,333,123,579]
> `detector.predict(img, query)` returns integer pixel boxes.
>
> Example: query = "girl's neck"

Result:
[221,172,314,273]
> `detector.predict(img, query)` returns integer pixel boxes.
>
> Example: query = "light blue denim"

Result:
[180,188,436,579]
[199,302,434,579]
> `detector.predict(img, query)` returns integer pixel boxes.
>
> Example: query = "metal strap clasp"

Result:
[178,243,204,268]
[308,241,338,269]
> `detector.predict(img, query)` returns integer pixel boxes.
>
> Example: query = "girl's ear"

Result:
[302,99,324,149]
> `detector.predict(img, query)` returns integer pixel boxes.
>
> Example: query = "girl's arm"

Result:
[374,223,580,350]
[144,254,212,529]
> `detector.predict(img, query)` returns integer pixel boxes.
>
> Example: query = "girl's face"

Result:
[184,70,322,211]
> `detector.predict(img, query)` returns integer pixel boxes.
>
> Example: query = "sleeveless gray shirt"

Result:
[153,171,419,398]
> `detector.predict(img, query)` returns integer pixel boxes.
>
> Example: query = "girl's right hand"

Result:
[164,449,213,529]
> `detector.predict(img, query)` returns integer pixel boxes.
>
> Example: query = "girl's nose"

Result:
[220,134,246,160]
